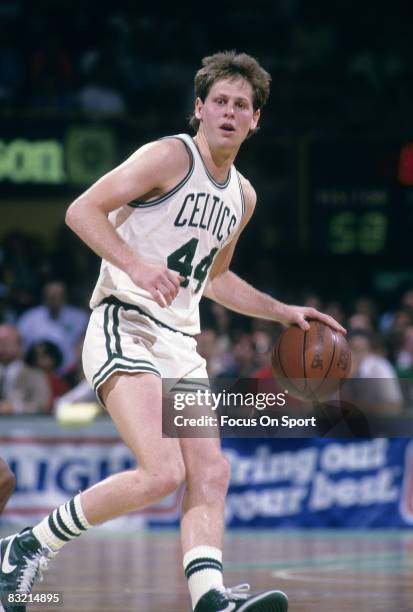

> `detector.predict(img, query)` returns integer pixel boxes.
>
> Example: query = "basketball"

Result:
[272,320,351,401]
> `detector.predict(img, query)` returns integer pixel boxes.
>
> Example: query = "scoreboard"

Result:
[309,139,413,258]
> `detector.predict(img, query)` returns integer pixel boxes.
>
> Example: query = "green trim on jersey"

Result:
[128,137,195,208]
[236,171,246,218]
[100,295,195,338]
[191,138,232,189]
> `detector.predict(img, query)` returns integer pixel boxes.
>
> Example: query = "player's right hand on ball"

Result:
[129,261,184,307]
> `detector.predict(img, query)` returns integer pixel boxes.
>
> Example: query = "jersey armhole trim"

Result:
[128,137,195,208]
[236,171,246,218]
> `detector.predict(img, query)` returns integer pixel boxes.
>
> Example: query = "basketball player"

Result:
[0,459,15,515]
[0,51,345,612]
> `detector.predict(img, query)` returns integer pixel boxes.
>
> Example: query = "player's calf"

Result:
[141,462,186,501]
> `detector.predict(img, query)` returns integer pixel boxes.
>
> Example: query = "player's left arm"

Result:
[203,176,345,333]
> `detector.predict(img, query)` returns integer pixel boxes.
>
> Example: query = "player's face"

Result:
[195,77,260,148]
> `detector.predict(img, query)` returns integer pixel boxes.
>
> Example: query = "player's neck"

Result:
[193,132,238,183]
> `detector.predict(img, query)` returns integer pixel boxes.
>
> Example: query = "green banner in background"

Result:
[65,125,116,186]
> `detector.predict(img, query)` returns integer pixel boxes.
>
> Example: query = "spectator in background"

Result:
[395,326,413,376]
[77,62,126,116]
[210,303,232,350]
[394,325,413,406]
[0,20,24,110]
[52,225,100,305]
[196,328,222,376]
[0,284,16,325]
[25,341,70,412]
[251,330,274,378]
[0,325,49,414]
[54,335,96,412]
[1,232,44,314]
[17,281,88,373]
[384,309,412,364]
[379,288,413,333]
[344,329,403,415]
[324,300,346,326]
[217,332,257,377]
[301,292,323,311]
[28,34,76,112]
[29,35,73,88]
[199,301,234,373]
[347,312,373,332]
[352,296,379,328]
[0,459,15,515]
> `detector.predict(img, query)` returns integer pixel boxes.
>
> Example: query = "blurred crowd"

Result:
[1,227,413,416]
[0,2,411,133]
[0,6,198,117]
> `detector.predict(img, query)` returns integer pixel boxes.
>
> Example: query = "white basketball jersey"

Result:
[90,134,246,335]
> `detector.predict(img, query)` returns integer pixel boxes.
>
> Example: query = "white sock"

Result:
[32,494,92,552]
[184,545,224,610]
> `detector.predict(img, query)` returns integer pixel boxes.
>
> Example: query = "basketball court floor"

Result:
[1,528,411,611]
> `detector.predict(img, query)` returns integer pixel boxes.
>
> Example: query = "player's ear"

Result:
[195,97,203,120]
[250,108,260,131]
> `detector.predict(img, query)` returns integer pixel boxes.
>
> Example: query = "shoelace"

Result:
[17,548,54,593]
[219,584,251,601]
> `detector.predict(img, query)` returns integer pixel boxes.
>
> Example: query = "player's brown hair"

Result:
[189,50,271,134]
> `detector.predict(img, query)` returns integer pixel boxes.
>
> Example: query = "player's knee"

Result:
[160,463,186,496]
[146,461,186,498]
[212,455,231,494]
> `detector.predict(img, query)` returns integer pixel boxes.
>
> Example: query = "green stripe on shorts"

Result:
[93,361,161,391]
[103,304,111,357]
[113,305,122,355]
[171,379,211,392]
[93,356,161,385]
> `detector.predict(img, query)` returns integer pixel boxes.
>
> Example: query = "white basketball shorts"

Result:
[82,299,209,404]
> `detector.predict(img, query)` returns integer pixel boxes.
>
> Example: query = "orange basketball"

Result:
[272,320,351,401]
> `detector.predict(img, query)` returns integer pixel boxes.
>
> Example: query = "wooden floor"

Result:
[1,528,413,611]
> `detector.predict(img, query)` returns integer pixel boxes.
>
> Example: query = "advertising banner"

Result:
[1,417,412,528]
